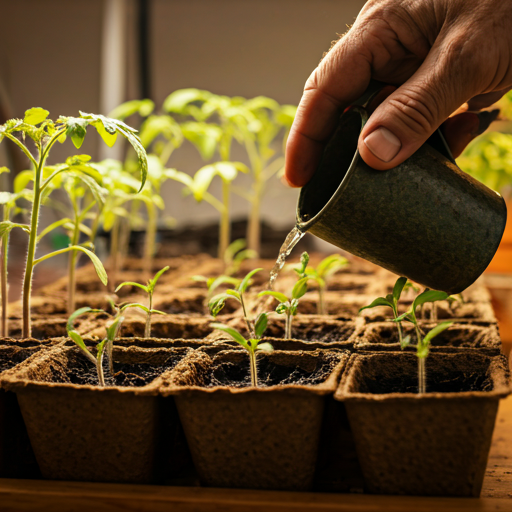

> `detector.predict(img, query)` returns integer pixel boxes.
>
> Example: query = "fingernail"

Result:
[364,127,401,163]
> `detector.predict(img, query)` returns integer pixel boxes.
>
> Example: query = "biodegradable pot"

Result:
[161,349,349,491]
[296,108,507,294]
[88,314,226,340]
[7,315,100,340]
[223,315,364,348]
[335,351,510,496]
[0,342,46,478]
[0,344,191,483]
[354,321,502,355]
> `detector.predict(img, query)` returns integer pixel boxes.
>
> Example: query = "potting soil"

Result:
[61,353,185,387]
[206,352,341,388]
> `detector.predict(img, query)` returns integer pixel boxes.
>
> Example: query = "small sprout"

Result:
[115,266,169,338]
[394,289,452,393]
[209,268,262,336]
[359,277,409,349]
[259,276,309,339]
[298,252,348,314]
[212,312,272,387]
[223,238,258,276]
[66,307,124,387]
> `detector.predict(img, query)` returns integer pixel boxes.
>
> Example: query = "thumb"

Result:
[358,45,477,170]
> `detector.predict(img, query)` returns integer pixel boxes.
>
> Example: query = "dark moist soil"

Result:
[62,354,184,387]
[267,322,356,343]
[0,351,34,373]
[206,352,340,388]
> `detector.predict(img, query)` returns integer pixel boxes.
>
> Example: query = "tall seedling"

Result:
[212,313,272,387]
[167,162,248,259]
[0,108,148,337]
[394,290,452,393]
[0,167,32,336]
[164,89,296,254]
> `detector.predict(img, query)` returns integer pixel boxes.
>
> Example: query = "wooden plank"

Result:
[0,478,510,512]
[482,395,512,499]
[0,396,510,511]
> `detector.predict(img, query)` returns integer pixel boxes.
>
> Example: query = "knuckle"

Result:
[387,88,438,135]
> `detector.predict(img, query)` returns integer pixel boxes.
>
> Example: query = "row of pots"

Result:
[0,337,509,496]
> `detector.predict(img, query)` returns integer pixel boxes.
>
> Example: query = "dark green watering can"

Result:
[296,86,507,294]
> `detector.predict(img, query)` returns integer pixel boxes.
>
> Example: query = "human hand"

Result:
[285,0,512,187]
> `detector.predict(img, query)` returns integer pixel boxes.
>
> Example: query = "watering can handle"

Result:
[350,80,456,164]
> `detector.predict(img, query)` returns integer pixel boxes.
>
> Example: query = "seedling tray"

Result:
[0,394,510,511]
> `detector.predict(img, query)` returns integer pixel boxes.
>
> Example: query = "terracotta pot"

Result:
[354,322,502,355]
[0,341,47,478]
[0,344,191,483]
[161,349,349,491]
[335,351,510,496]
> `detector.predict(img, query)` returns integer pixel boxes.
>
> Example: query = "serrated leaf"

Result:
[239,268,262,294]
[210,323,249,350]
[359,297,392,313]
[24,107,49,126]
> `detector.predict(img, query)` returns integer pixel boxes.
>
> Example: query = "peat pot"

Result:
[296,107,507,294]
[0,341,47,478]
[160,349,349,491]
[335,351,510,496]
[0,343,192,484]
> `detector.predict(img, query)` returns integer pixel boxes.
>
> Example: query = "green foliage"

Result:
[211,315,272,386]
[223,238,258,276]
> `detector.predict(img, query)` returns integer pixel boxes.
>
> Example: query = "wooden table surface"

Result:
[0,395,510,512]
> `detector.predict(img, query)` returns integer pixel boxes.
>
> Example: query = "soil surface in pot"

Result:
[205,351,342,388]
[57,352,185,387]
[8,317,99,340]
[360,322,500,350]
[355,355,496,394]
[153,287,239,315]
[0,348,37,372]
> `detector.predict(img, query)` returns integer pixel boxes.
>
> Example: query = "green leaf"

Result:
[256,341,274,353]
[0,166,10,175]
[254,313,268,339]
[292,277,309,299]
[106,315,124,341]
[412,290,449,314]
[24,107,49,126]
[181,122,222,160]
[0,221,30,237]
[258,290,288,303]
[64,117,88,149]
[115,281,148,293]
[392,277,408,303]
[14,170,34,194]
[225,289,241,301]
[69,330,92,356]
[120,303,149,313]
[67,306,96,332]
[275,302,288,314]
[163,88,209,113]
[71,246,108,286]
[148,266,170,290]
[359,297,393,313]
[109,99,155,120]
[316,254,347,277]
[239,268,262,294]
[422,321,453,346]
[95,121,118,147]
[207,275,240,293]
[209,293,229,317]
[210,323,249,350]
